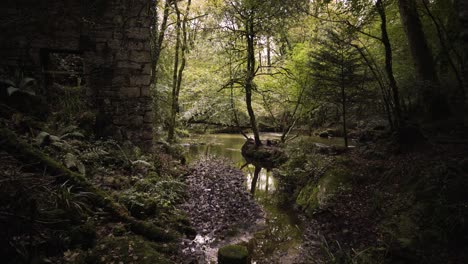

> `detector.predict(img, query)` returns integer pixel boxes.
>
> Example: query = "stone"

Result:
[130,75,151,86]
[35,131,51,146]
[218,245,250,264]
[130,116,144,126]
[0,0,153,151]
[117,60,142,70]
[120,87,140,98]
[143,111,154,123]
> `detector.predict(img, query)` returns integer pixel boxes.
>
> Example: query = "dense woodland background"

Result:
[151,0,467,144]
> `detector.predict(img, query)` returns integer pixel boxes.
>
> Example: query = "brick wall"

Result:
[0,0,154,149]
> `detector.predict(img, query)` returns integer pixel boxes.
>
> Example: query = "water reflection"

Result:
[244,164,274,195]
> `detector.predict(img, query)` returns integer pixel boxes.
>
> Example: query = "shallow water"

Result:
[181,133,344,263]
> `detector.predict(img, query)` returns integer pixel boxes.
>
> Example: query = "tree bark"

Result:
[168,0,191,143]
[245,16,262,146]
[422,1,465,109]
[376,0,402,127]
[398,0,449,118]
[398,0,438,83]
[150,0,170,85]
[167,2,181,143]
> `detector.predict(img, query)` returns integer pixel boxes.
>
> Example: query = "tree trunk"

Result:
[459,0,468,110]
[398,0,438,83]
[168,0,191,143]
[398,0,448,118]
[150,0,170,85]
[376,0,402,127]
[340,48,348,148]
[167,2,182,143]
[342,85,348,148]
[422,1,465,110]
[245,17,261,146]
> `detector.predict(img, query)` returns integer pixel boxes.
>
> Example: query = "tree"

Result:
[308,28,369,147]
[397,0,449,118]
[219,0,308,146]
[167,0,192,143]
[376,0,402,127]
[150,0,171,86]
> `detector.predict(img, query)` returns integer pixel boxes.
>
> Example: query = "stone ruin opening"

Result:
[41,49,85,91]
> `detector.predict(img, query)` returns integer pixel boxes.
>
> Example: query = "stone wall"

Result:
[0,0,154,149]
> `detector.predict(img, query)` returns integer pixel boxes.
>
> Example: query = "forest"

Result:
[0,0,467,263]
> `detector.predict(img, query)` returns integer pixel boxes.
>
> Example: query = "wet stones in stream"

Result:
[180,157,264,263]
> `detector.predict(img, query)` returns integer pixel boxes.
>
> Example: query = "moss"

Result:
[241,140,288,169]
[295,158,351,216]
[0,128,179,243]
[218,244,250,264]
[129,221,178,242]
[87,235,172,264]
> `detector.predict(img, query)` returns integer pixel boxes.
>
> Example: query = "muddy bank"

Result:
[179,157,264,263]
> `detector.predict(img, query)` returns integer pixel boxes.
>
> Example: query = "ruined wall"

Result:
[0,0,154,149]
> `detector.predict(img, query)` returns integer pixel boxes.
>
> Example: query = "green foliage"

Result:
[319,237,384,264]
[119,175,186,219]
[307,27,370,105]
[54,181,93,218]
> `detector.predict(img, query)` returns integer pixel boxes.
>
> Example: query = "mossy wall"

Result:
[0,0,153,150]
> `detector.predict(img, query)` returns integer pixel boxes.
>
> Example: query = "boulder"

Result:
[218,244,250,264]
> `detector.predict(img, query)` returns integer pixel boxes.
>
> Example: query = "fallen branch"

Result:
[0,128,178,242]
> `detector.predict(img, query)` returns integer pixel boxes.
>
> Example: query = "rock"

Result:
[319,131,329,138]
[218,244,250,264]
[35,131,51,146]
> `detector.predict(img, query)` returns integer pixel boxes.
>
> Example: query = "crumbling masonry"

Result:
[0,0,154,148]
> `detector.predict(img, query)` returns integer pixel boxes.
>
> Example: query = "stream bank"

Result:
[179,157,264,263]
[180,133,346,263]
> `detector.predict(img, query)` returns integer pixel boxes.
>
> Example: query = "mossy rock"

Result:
[218,244,250,264]
[87,235,172,264]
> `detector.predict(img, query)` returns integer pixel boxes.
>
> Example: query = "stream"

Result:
[181,133,345,263]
